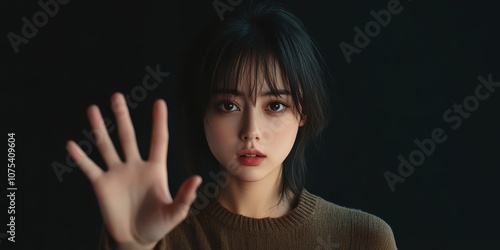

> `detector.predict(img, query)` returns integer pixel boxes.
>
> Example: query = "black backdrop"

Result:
[2,0,500,249]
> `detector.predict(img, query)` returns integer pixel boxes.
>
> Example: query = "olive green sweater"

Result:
[99,189,397,249]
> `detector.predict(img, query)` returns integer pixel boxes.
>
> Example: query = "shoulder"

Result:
[308,191,398,249]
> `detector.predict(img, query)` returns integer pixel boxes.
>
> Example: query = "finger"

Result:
[148,99,168,164]
[165,176,202,223]
[66,140,103,182]
[87,105,122,167]
[111,92,141,161]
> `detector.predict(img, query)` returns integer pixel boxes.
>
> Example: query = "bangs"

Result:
[209,44,291,105]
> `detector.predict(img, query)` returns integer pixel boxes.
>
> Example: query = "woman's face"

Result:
[204,65,304,182]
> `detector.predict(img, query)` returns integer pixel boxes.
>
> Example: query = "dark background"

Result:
[2,0,499,249]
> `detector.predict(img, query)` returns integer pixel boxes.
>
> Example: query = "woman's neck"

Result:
[215,167,293,218]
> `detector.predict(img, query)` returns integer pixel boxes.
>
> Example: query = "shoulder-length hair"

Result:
[180,0,330,205]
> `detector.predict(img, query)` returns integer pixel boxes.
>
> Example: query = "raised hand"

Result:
[66,93,202,250]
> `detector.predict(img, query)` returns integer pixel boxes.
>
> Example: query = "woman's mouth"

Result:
[237,149,266,166]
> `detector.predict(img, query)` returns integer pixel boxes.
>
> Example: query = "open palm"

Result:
[66,93,201,250]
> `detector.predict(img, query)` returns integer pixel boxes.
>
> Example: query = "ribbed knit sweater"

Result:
[99,189,397,249]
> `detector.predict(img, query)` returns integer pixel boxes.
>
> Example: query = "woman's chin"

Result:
[229,166,279,183]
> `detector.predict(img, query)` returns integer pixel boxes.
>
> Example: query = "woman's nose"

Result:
[240,108,261,141]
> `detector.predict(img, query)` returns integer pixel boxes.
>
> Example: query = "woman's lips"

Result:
[238,155,265,166]
[237,148,266,157]
[237,148,266,166]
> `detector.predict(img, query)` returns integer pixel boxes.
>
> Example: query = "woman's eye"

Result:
[218,101,239,112]
[267,101,287,112]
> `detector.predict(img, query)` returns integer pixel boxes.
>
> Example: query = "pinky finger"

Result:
[66,140,104,182]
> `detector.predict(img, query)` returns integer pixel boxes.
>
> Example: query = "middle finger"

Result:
[111,92,141,161]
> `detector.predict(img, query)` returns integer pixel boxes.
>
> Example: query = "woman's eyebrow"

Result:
[214,89,291,96]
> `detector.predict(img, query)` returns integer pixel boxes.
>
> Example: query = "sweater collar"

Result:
[203,188,318,233]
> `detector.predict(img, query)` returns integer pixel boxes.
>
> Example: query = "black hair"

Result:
[180,0,330,206]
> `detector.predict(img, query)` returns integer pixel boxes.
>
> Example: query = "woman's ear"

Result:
[299,115,306,127]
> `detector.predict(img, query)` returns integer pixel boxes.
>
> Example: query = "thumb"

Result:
[166,175,202,224]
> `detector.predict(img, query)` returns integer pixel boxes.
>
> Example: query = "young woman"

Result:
[66,1,397,249]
